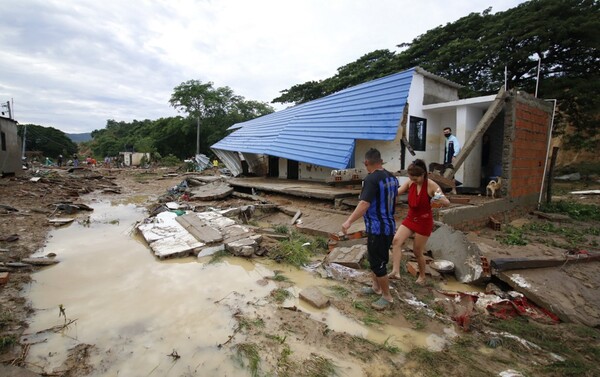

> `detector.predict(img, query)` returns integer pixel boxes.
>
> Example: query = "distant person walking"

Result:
[443,127,461,165]
[57,154,63,167]
[73,154,79,167]
[342,148,399,310]
[388,159,449,285]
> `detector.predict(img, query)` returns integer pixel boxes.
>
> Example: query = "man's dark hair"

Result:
[364,148,382,164]
[443,127,452,132]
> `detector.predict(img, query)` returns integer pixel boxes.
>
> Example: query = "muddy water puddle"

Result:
[23,200,451,376]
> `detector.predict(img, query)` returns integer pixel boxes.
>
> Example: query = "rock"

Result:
[426,224,487,284]
[299,286,330,309]
[555,172,580,181]
[0,365,40,377]
[326,244,367,269]
[21,258,59,266]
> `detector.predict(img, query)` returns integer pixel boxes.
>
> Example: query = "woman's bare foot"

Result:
[387,272,401,280]
[415,277,427,286]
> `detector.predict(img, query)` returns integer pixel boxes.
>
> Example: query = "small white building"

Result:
[119,152,150,167]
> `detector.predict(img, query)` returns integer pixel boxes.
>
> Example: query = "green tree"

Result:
[17,124,78,158]
[273,0,599,150]
[169,80,237,155]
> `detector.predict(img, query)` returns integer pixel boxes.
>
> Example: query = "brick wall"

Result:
[505,93,553,200]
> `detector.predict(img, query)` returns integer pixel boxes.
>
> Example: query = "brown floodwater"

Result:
[22,199,454,376]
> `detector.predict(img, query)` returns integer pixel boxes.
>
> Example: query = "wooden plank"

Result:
[444,87,508,178]
[175,213,223,244]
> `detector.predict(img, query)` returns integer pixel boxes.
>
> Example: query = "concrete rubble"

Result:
[426,224,487,284]
[136,207,262,259]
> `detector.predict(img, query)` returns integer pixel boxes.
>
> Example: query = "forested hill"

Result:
[273,0,599,151]
[67,133,92,143]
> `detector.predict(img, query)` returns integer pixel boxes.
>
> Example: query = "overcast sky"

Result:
[0,0,526,134]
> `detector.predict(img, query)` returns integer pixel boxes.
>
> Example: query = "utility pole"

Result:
[196,115,200,156]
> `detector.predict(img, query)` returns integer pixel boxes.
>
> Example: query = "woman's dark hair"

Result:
[407,159,427,178]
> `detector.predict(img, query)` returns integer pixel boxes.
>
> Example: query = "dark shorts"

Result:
[367,234,394,277]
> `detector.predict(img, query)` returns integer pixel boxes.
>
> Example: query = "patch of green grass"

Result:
[327,285,350,298]
[352,300,373,313]
[542,359,589,376]
[361,315,383,326]
[382,336,401,354]
[208,249,230,264]
[268,271,291,282]
[302,353,338,377]
[274,224,289,234]
[266,333,287,344]
[497,225,528,246]
[270,239,314,267]
[407,347,436,364]
[314,236,329,251]
[404,309,426,330]
[0,335,16,350]
[238,316,265,331]
[271,288,292,303]
[277,344,294,376]
[540,201,600,221]
[248,220,260,227]
[234,342,261,377]
[0,312,14,328]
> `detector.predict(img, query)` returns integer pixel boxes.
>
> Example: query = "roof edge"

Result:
[415,66,463,89]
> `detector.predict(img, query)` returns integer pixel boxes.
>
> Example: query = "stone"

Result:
[326,244,367,269]
[299,286,330,309]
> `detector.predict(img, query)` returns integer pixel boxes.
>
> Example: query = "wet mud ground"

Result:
[1,167,600,376]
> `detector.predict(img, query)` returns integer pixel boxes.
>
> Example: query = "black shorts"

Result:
[367,234,394,277]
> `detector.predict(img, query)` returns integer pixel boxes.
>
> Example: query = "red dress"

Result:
[401,179,433,236]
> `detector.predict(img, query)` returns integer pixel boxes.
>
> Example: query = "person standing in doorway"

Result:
[443,127,461,165]
[342,148,399,310]
[388,159,450,285]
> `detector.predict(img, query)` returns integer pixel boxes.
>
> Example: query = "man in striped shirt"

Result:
[342,148,399,310]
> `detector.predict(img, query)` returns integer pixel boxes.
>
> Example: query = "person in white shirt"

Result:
[443,127,461,165]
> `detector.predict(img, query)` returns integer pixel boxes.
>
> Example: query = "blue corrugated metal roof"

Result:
[211,67,415,169]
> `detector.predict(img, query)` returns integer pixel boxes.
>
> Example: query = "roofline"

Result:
[415,66,463,89]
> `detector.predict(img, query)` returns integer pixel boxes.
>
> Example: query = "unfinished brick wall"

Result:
[504,93,553,201]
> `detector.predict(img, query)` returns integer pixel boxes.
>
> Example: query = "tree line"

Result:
[273,0,599,150]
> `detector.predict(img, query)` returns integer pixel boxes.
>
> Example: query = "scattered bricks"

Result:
[299,286,330,309]
[326,244,367,269]
[480,256,491,278]
[0,272,9,285]
[489,216,502,231]
[407,261,419,277]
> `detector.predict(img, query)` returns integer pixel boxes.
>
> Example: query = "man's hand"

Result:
[342,220,351,234]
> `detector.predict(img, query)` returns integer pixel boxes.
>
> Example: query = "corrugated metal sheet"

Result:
[211,67,415,169]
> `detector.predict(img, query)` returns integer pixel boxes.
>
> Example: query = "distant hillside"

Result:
[67,132,92,143]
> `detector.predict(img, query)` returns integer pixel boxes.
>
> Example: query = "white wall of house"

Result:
[298,162,332,181]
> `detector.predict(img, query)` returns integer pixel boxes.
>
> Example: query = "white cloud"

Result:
[0,0,526,133]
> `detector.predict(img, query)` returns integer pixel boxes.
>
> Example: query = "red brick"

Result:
[0,272,8,285]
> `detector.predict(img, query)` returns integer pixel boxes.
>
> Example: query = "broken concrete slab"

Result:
[189,181,233,201]
[326,244,367,269]
[226,235,262,257]
[295,208,365,238]
[299,286,330,309]
[496,263,600,327]
[176,213,223,244]
[137,211,205,259]
[426,224,486,284]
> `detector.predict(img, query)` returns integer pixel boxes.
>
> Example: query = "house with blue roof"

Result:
[211,67,502,188]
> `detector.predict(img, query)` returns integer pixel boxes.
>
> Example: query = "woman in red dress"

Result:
[388,159,450,285]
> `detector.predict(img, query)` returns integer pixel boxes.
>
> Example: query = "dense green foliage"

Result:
[17,123,78,159]
[273,0,599,150]
[90,82,274,159]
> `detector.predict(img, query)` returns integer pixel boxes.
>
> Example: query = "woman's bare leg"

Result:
[388,225,413,278]
[413,233,429,285]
